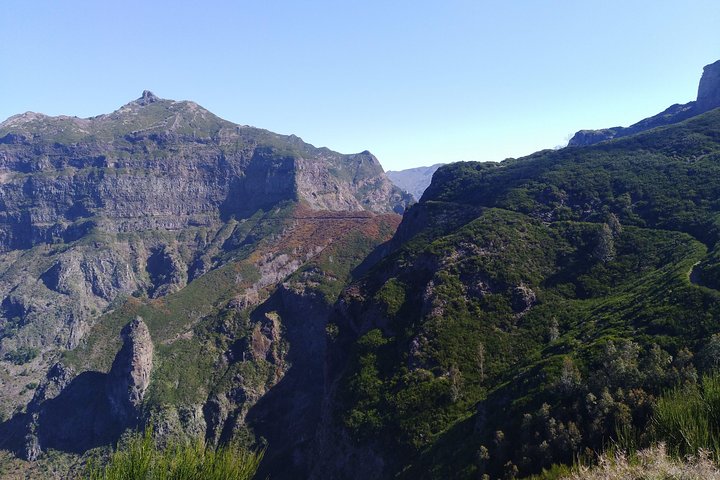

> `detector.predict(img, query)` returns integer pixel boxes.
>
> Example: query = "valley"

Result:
[1,59,720,479]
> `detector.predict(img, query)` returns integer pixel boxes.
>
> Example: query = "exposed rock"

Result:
[511,283,537,313]
[697,60,720,112]
[569,59,720,146]
[40,250,136,301]
[0,321,152,459]
[146,244,187,298]
[29,363,76,410]
[0,93,410,255]
[137,90,160,106]
[106,317,153,424]
[0,91,409,425]
[593,223,616,263]
[386,163,444,201]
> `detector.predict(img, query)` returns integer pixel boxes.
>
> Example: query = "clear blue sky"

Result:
[1,1,718,170]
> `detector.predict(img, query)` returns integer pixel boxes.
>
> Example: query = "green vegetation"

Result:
[85,429,263,480]
[4,347,39,365]
[653,372,720,459]
[330,109,720,478]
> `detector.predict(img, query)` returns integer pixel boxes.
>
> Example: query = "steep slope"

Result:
[313,107,720,478]
[386,163,445,201]
[0,92,410,476]
[569,59,720,146]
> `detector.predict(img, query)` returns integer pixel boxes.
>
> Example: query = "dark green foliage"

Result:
[331,109,720,478]
[4,347,39,365]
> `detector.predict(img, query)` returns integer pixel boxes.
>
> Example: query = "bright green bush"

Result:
[85,429,263,480]
[653,372,720,459]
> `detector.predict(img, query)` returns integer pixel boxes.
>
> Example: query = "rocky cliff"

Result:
[568,59,720,146]
[106,317,153,425]
[0,91,409,251]
[0,317,153,461]
[0,92,409,475]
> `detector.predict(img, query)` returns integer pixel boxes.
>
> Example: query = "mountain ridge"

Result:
[0,92,410,477]
[569,59,720,146]
[4,60,720,479]
[310,104,720,479]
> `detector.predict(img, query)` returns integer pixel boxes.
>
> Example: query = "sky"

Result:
[1,1,719,171]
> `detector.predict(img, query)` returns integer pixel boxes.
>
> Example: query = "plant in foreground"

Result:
[85,429,263,480]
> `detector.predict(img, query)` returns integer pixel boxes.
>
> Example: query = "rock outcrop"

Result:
[697,60,720,112]
[106,317,154,425]
[0,317,154,460]
[569,59,720,146]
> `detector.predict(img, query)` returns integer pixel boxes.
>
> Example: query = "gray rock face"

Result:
[106,317,153,423]
[0,94,411,253]
[386,163,444,201]
[698,60,720,112]
[569,59,720,146]
[511,283,537,313]
[0,318,154,459]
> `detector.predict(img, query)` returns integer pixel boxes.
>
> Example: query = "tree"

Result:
[477,342,486,383]
[449,365,463,402]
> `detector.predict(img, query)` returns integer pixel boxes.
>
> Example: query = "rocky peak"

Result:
[137,90,160,106]
[697,60,720,112]
[106,317,154,423]
[568,59,720,147]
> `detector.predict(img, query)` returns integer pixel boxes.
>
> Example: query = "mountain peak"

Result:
[697,59,720,111]
[569,59,720,146]
[137,90,160,106]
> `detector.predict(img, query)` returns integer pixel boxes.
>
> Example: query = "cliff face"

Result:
[0,92,409,252]
[106,317,153,424]
[0,317,153,461]
[568,59,720,146]
[0,92,409,472]
[697,60,720,111]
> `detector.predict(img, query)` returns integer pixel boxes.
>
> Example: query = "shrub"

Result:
[85,429,263,480]
[653,372,720,459]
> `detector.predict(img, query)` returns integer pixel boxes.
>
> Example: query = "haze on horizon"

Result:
[1,0,718,171]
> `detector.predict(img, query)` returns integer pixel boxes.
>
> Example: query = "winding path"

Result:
[689,261,705,287]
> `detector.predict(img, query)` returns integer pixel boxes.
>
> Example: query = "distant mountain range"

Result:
[386,163,445,201]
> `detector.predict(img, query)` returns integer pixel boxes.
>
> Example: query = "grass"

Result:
[563,444,720,480]
[534,372,720,479]
[653,372,720,459]
[84,429,263,480]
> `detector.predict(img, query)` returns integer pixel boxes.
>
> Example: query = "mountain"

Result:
[386,163,445,201]
[568,59,720,146]
[309,93,720,476]
[4,58,720,479]
[0,92,411,477]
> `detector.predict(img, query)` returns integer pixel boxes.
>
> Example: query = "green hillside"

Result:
[322,108,720,478]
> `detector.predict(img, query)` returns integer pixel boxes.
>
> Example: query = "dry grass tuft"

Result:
[566,444,720,480]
